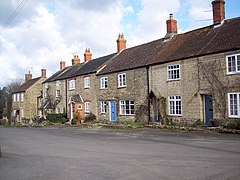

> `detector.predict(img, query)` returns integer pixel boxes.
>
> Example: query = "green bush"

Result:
[225,120,240,130]
[46,113,67,123]
[71,118,76,125]
[192,119,203,127]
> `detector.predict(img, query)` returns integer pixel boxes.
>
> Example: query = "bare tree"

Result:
[199,60,229,123]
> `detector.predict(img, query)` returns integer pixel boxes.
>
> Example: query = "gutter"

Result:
[146,66,150,124]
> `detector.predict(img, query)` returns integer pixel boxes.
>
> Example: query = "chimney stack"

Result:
[116,33,126,52]
[84,48,92,62]
[72,55,80,65]
[25,71,32,82]
[60,61,66,69]
[165,14,177,38]
[212,0,225,25]
[41,69,46,78]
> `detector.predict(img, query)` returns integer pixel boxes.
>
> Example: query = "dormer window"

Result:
[69,80,76,90]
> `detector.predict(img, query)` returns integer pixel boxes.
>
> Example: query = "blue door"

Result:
[204,95,213,126]
[110,101,117,122]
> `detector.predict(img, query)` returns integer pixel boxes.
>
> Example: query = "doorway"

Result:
[204,95,213,126]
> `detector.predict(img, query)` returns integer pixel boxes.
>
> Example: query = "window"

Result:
[45,83,48,89]
[21,93,24,102]
[84,77,90,88]
[228,93,240,118]
[85,102,90,113]
[44,90,48,99]
[169,96,182,116]
[118,73,126,88]
[168,64,180,80]
[56,90,60,97]
[56,81,61,86]
[17,93,20,102]
[13,94,16,102]
[55,107,60,114]
[78,104,82,109]
[21,109,24,118]
[69,80,76,90]
[226,54,240,74]
[100,101,107,114]
[100,77,108,89]
[119,100,135,115]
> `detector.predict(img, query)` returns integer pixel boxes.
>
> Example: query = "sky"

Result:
[0,0,239,87]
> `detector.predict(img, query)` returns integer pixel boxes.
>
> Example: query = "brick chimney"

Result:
[212,0,225,24]
[165,14,177,38]
[25,71,32,82]
[84,48,92,62]
[60,60,66,69]
[41,69,46,78]
[72,55,80,65]
[116,33,126,52]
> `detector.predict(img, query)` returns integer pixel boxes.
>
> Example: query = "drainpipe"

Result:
[146,66,150,124]
[65,79,68,119]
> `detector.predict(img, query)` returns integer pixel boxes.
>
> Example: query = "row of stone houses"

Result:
[12,0,240,125]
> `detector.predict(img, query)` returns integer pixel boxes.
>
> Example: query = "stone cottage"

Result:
[12,69,47,124]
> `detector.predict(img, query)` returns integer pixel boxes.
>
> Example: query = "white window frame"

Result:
[168,64,181,80]
[118,73,126,88]
[85,102,90,113]
[44,83,48,89]
[228,92,240,118]
[119,100,135,115]
[56,90,60,98]
[226,54,240,75]
[16,93,20,102]
[100,77,108,89]
[21,93,24,102]
[21,109,24,118]
[100,101,107,114]
[69,80,76,90]
[56,81,61,86]
[13,94,16,102]
[169,95,182,116]
[84,77,90,88]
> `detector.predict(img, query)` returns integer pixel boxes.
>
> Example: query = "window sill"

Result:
[167,79,181,82]
[119,114,135,116]
[118,86,126,89]
[69,88,75,91]
[229,115,240,119]
[100,88,108,90]
[84,87,90,89]
[226,72,240,76]
[100,112,106,115]
[168,114,182,117]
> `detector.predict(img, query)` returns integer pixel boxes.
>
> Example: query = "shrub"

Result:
[84,112,96,123]
[192,119,203,127]
[46,113,67,123]
[71,118,76,125]
[225,120,240,130]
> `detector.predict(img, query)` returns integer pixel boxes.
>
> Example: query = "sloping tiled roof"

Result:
[98,17,240,75]
[70,53,117,77]
[44,63,84,83]
[12,77,41,93]
[150,17,240,65]
[98,39,167,75]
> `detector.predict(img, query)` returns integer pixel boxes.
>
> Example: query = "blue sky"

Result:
[0,0,239,87]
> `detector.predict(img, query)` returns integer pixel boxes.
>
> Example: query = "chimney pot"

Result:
[84,48,92,62]
[212,0,225,24]
[41,69,46,78]
[25,71,32,82]
[60,61,66,69]
[72,54,80,65]
[116,33,127,52]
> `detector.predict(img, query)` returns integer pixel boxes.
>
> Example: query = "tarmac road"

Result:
[0,126,240,180]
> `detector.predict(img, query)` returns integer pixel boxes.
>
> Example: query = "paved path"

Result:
[0,126,240,180]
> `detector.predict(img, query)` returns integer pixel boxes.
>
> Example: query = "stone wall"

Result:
[97,67,148,122]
